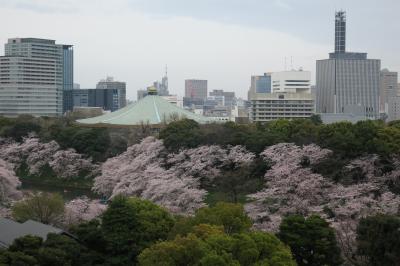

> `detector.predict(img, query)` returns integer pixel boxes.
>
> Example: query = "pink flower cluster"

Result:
[0,158,22,204]
[93,137,255,214]
[0,136,97,179]
[64,196,107,226]
[246,143,400,234]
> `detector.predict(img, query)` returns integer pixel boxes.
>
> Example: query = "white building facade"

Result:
[249,70,315,122]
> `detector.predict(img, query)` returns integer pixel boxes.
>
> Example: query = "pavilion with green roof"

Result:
[76,95,214,128]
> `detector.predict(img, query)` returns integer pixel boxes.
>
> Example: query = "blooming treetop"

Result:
[93,137,255,214]
[0,136,97,179]
[0,159,22,204]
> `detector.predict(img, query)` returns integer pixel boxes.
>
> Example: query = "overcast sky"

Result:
[0,0,399,100]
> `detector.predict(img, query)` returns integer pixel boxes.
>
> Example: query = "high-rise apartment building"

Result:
[185,79,208,99]
[249,70,314,122]
[316,11,381,119]
[0,38,73,117]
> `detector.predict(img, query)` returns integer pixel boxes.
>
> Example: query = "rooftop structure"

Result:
[77,95,214,127]
[0,218,65,249]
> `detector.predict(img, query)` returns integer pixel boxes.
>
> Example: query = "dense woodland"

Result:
[0,115,400,265]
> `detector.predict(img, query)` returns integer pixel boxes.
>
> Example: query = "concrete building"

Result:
[249,70,314,122]
[0,38,73,117]
[379,69,398,115]
[316,11,381,119]
[388,97,400,122]
[270,70,311,93]
[185,79,207,100]
[249,93,314,122]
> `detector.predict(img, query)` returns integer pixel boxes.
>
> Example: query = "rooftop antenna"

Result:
[290,56,293,70]
[165,64,168,78]
[284,57,287,71]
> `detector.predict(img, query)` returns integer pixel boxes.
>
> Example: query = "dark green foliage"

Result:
[356,214,400,266]
[159,119,202,151]
[0,115,128,162]
[75,196,175,265]
[0,233,89,266]
[278,215,343,266]
[207,158,268,204]
[159,118,400,159]
[2,121,41,141]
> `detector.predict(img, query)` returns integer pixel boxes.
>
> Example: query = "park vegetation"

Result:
[0,115,400,265]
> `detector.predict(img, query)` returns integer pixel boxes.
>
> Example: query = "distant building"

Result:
[96,77,126,111]
[270,70,311,93]
[0,38,73,117]
[209,89,236,108]
[316,11,381,119]
[71,77,126,112]
[388,97,400,122]
[185,79,208,101]
[250,92,314,122]
[379,69,398,115]
[249,70,314,122]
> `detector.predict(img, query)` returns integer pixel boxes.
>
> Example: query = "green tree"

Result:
[193,203,252,235]
[210,159,267,204]
[159,119,201,151]
[12,193,65,225]
[101,196,175,263]
[0,250,38,266]
[356,214,400,266]
[2,120,42,142]
[139,225,296,266]
[278,215,342,266]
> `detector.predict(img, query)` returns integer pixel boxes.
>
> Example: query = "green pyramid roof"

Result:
[77,95,214,126]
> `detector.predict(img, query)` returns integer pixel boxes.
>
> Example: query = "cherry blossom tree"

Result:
[64,196,107,226]
[0,159,22,204]
[245,143,400,264]
[93,137,255,214]
[49,149,98,179]
[0,136,97,179]
[245,143,400,232]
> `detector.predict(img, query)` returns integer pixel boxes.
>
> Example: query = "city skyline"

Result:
[0,0,399,100]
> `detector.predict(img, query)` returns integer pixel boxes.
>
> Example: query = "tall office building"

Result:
[0,38,73,117]
[185,79,208,99]
[379,69,398,114]
[249,70,314,122]
[71,77,126,112]
[96,77,126,111]
[316,11,381,119]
